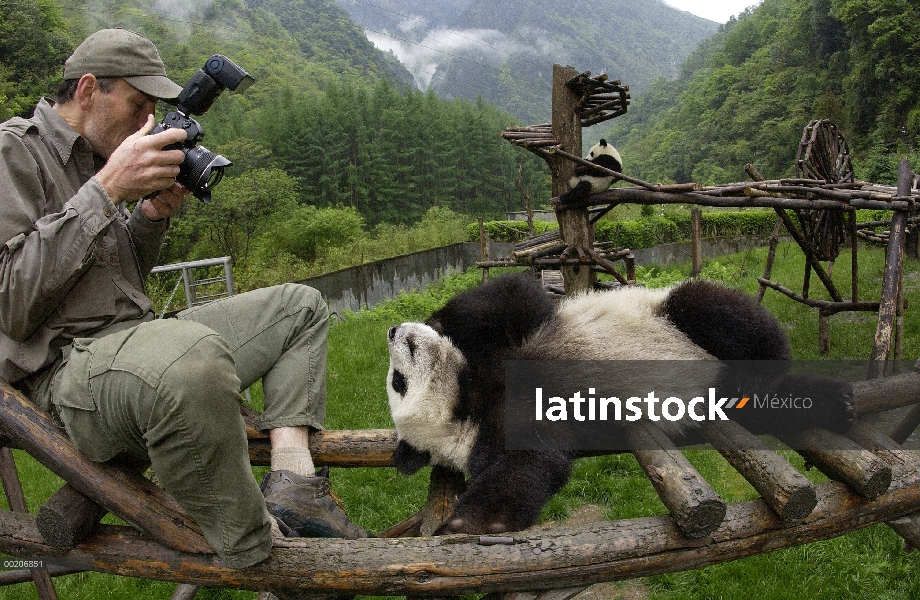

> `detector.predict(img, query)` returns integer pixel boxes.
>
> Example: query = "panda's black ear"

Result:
[392,440,432,475]
[427,317,445,335]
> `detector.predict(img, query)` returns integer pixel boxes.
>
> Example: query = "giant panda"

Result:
[385,273,855,535]
[558,139,622,205]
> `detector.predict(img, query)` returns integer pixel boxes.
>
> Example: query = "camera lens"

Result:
[180,145,232,203]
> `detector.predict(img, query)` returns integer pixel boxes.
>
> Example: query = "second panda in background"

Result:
[558,139,623,205]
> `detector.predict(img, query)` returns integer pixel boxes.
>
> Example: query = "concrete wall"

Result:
[632,235,784,267]
[300,235,778,315]
[299,242,513,315]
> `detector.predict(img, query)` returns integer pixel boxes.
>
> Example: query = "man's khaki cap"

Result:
[63,28,183,100]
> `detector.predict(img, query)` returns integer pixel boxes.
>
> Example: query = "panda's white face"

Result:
[386,323,479,471]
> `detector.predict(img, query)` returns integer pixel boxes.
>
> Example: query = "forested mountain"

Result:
[335,0,719,123]
[1,0,551,272]
[605,0,920,186]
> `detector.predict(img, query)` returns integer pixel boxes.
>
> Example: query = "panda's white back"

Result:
[523,285,716,361]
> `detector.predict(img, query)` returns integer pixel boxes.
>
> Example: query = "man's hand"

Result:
[94,115,188,205]
[141,182,189,221]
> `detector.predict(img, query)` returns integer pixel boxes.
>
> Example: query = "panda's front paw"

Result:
[434,517,509,535]
[779,374,856,434]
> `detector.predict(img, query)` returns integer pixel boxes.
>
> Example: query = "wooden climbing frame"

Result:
[3,371,920,596]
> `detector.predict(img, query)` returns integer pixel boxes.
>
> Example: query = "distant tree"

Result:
[0,0,71,118]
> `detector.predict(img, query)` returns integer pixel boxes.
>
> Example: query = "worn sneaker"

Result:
[261,467,368,539]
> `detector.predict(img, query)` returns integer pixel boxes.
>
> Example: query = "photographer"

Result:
[0,28,364,570]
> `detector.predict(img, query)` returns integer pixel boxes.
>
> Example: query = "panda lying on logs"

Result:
[385,273,856,535]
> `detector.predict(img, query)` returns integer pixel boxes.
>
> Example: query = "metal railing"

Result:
[150,256,234,316]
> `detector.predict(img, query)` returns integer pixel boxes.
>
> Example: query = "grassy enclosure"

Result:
[3,242,920,599]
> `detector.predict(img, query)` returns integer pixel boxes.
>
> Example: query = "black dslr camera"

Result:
[150,55,254,202]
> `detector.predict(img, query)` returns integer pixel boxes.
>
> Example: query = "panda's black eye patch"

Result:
[407,337,416,358]
[391,370,408,396]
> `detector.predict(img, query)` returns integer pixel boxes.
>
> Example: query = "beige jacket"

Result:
[0,99,166,382]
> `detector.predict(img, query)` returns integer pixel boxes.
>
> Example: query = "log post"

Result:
[0,447,60,600]
[551,65,593,294]
[480,217,490,282]
[623,421,725,538]
[691,208,702,277]
[867,158,912,379]
[0,380,212,554]
[757,216,784,303]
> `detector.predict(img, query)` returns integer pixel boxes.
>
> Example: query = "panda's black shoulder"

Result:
[427,273,554,363]
[660,279,791,360]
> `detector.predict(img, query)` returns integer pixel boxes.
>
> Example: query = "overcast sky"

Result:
[665,0,763,23]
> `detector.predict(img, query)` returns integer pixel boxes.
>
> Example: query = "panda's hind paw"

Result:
[433,517,509,535]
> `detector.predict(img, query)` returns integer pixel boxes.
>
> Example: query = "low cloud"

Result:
[366,26,553,89]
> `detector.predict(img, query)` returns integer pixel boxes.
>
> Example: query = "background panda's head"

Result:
[386,322,477,471]
[587,138,622,173]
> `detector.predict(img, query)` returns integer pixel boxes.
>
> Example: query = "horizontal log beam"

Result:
[854,370,920,415]
[702,420,816,522]
[624,422,725,538]
[2,476,920,596]
[587,187,917,212]
[786,428,891,500]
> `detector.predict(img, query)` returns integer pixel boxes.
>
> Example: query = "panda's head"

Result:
[587,139,622,172]
[386,322,477,469]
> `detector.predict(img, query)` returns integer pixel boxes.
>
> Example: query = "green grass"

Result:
[3,245,920,598]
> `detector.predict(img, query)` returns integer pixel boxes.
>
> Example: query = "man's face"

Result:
[83,78,158,160]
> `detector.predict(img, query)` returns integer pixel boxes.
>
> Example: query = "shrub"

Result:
[271,205,365,261]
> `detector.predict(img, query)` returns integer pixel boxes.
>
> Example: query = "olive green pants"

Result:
[34,283,329,568]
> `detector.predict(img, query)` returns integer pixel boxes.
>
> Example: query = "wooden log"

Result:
[701,420,816,522]
[818,311,830,356]
[854,370,920,415]
[377,510,424,539]
[3,474,920,596]
[552,65,593,295]
[0,447,60,599]
[484,586,589,600]
[773,208,843,302]
[755,278,879,314]
[623,422,725,538]
[890,404,920,446]
[691,209,702,277]
[36,484,107,549]
[590,187,916,212]
[243,405,397,467]
[0,380,212,554]
[170,583,200,600]
[757,216,784,302]
[846,421,920,549]
[786,428,891,500]
[0,566,83,586]
[847,421,920,481]
[850,211,859,303]
[868,158,912,378]
[419,466,466,536]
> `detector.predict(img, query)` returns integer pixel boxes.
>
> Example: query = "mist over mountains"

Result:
[335,0,718,122]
